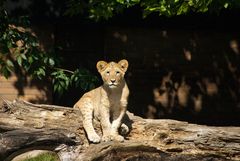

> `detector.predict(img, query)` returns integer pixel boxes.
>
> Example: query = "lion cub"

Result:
[74,59,129,143]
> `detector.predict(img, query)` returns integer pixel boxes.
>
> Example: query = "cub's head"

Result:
[96,59,128,88]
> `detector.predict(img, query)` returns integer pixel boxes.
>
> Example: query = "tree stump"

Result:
[0,99,240,161]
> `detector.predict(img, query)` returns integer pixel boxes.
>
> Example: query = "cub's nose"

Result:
[110,79,116,83]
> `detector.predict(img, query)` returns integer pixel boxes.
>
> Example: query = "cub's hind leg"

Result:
[79,104,101,143]
[110,108,127,142]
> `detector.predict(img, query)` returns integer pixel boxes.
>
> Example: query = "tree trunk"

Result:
[0,99,240,161]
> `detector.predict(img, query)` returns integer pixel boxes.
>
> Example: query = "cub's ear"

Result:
[96,61,107,73]
[118,59,128,72]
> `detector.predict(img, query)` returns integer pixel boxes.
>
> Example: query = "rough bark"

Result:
[0,99,240,161]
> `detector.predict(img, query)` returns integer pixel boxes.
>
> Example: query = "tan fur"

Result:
[74,59,129,143]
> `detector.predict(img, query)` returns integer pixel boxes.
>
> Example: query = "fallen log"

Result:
[0,99,240,161]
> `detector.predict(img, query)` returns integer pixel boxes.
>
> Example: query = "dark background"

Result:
[4,0,240,126]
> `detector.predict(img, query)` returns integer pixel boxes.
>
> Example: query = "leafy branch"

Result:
[0,9,98,95]
[65,0,239,20]
[51,68,98,96]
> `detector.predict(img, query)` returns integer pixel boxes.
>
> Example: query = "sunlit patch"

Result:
[153,87,169,108]
[202,78,218,96]
[192,94,202,113]
[183,48,192,61]
[230,40,239,54]
[177,77,191,107]
[16,40,24,47]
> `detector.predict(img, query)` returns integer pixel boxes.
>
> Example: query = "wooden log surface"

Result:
[0,99,240,161]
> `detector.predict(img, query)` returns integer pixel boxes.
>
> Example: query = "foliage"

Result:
[0,8,98,95]
[51,68,97,95]
[65,0,140,20]
[65,0,240,20]
[23,152,59,161]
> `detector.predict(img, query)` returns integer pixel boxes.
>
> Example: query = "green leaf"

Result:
[160,5,167,12]
[58,85,64,95]
[17,56,22,66]
[44,57,48,64]
[224,3,228,8]
[188,0,194,6]
[34,67,46,80]
[6,60,14,67]
[65,79,70,88]
[39,68,46,76]
[74,75,79,82]
[70,74,75,81]
[53,83,58,92]
[49,58,55,66]
[177,2,189,15]
[28,56,33,64]
[21,54,27,60]
[117,0,124,4]
[59,80,65,88]
[3,33,7,39]
[7,41,12,48]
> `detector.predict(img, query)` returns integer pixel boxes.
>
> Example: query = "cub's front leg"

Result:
[100,105,112,142]
[77,104,101,143]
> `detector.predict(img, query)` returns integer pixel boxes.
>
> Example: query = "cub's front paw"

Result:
[88,133,101,143]
[112,134,124,142]
[102,134,112,142]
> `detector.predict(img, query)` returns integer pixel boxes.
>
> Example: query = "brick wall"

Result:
[0,75,52,105]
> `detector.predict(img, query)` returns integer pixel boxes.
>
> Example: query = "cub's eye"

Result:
[116,71,120,75]
[106,71,110,75]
